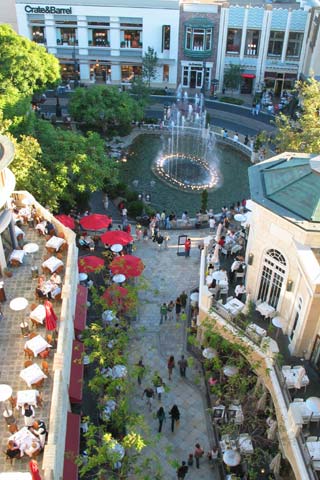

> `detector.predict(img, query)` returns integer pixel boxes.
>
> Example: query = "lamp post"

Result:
[73,41,79,88]
[202,61,206,94]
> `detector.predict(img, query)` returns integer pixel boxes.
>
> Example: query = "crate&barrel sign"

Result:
[25,5,72,14]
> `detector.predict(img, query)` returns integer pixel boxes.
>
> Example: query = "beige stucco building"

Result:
[246,152,320,363]
[0,0,18,30]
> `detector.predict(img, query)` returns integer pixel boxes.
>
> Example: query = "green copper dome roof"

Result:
[262,157,320,222]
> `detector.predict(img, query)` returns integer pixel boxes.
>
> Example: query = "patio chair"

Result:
[24,348,34,360]
[41,361,49,375]
[8,423,18,434]
[235,272,245,281]
[24,360,33,368]
[31,378,44,389]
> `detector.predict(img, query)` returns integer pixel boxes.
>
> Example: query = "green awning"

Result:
[184,17,214,28]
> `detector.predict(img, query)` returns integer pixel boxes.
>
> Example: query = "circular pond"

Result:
[121,134,250,216]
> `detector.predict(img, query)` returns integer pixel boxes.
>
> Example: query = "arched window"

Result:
[257,249,287,308]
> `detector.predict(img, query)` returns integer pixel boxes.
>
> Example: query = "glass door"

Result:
[196,69,203,88]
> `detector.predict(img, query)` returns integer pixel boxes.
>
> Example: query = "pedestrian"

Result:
[167,300,174,321]
[136,357,145,386]
[164,234,170,249]
[22,403,35,427]
[207,446,219,466]
[184,238,191,258]
[167,355,175,380]
[194,443,204,468]
[153,373,165,401]
[160,303,168,324]
[156,406,166,433]
[235,283,246,301]
[160,210,166,228]
[187,453,194,467]
[143,227,148,242]
[209,216,215,233]
[142,387,155,411]
[169,404,180,432]
[157,233,164,250]
[244,134,249,146]
[177,461,188,479]
[180,291,187,309]
[175,297,182,321]
[178,355,188,377]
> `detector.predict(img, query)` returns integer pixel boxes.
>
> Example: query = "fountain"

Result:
[153,91,221,192]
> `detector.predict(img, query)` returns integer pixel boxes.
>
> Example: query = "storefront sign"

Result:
[25,5,72,14]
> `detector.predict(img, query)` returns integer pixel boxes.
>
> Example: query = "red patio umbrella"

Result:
[79,214,112,231]
[102,284,128,307]
[29,459,42,480]
[44,300,57,331]
[100,230,133,246]
[78,255,104,273]
[54,214,75,230]
[110,255,144,277]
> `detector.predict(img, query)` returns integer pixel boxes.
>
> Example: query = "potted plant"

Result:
[120,41,126,48]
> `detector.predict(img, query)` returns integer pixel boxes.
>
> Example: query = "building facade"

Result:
[301,6,320,79]
[15,0,180,86]
[246,153,320,363]
[0,0,18,31]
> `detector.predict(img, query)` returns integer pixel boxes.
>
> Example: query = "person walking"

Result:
[136,357,145,386]
[167,300,174,321]
[175,297,182,321]
[179,291,187,310]
[169,404,180,432]
[177,461,188,479]
[184,238,191,258]
[178,355,188,378]
[142,387,155,411]
[153,373,165,401]
[156,406,166,433]
[167,355,175,380]
[22,403,35,427]
[235,283,246,301]
[194,443,204,469]
[160,303,168,324]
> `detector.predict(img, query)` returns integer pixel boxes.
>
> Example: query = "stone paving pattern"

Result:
[0,223,63,473]
[127,230,219,480]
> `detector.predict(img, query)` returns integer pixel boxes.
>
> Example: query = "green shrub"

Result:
[126,190,139,202]
[219,96,244,105]
[127,200,144,217]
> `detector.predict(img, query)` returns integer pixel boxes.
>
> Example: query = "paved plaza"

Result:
[127,230,219,480]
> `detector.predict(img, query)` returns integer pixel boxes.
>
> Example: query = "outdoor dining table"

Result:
[228,404,244,424]
[212,404,226,420]
[256,301,275,319]
[282,366,310,389]
[307,441,320,461]
[289,401,313,424]
[220,434,254,454]
[9,249,25,264]
[16,389,39,408]
[45,235,66,252]
[30,305,46,325]
[42,256,64,273]
[25,334,52,357]
[15,225,26,239]
[9,426,40,456]
[245,323,267,343]
[20,363,47,388]
[224,298,245,316]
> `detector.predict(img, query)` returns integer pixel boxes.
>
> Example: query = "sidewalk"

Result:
[128,231,220,479]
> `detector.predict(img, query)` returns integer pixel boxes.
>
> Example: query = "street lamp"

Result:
[72,41,79,88]
[202,61,206,94]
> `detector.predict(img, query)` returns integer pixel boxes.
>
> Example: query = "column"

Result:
[215,4,230,91]
[281,10,291,63]
[77,16,88,54]
[45,15,57,54]
[240,7,249,60]
[110,16,120,56]
[80,63,90,82]
[111,64,121,84]
[298,10,312,77]
[255,5,272,89]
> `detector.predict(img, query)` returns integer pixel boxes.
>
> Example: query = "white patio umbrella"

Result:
[215,223,223,242]
[269,452,282,476]
[202,347,218,359]
[223,449,241,466]
[306,396,320,422]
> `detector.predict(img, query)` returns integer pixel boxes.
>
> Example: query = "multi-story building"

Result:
[0,0,18,31]
[301,6,320,79]
[15,0,180,87]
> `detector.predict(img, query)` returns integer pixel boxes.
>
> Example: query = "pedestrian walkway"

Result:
[128,231,220,479]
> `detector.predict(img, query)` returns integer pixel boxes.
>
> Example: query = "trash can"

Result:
[20,321,30,337]
[31,266,39,278]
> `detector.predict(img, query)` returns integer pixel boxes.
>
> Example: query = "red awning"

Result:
[241,73,255,79]
[74,285,88,335]
[69,340,84,404]
[63,412,80,480]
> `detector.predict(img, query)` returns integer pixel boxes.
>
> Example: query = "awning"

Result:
[241,73,255,79]
[63,412,81,480]
[69,340,84,404]
[184,17,214,28]
[74,285,88,335]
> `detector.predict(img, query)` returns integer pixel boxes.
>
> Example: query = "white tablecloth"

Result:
[224,298,245,315]
[16,389,39,408]
[239,435,254,454]
[289,402,312,424]
[20,364,47,388]
[245,323,267,343]
[256,301,275,318]
[15,225,26,239]
[307,442,320,461]
[30,305,46,324]
[36,221,46,234]
[46,235,65,251]
[9,426,38,450]
[212,405,225,420]
[42,256,63,273]
[282,367,309,389]
[228,404,244,424]
[25,335,52,356]
[10,249,25,264]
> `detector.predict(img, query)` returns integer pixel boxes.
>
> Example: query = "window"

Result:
[286,32,303,58]
[245,30,260,56]
[57,27,77,45]
[257,249,286,309]
[88,29,109,47]
[226,29,242,54]
[290,297,302,341]
[121,65,142,82]
[31,26,45,44]
[120,23,142,48]
[268,31,284,57]
[163,65,169,82]
[185,27,212,51]
[162,25,171,51]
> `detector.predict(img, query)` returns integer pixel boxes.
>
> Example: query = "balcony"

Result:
[0,191,78,480]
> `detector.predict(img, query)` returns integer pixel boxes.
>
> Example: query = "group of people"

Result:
[160,291,187,324]
[36,272,62,300]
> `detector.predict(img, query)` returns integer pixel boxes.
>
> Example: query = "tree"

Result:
[274,78,320,153]
[130,75,150,108]
[223,64,243,92]
[142,46,158,87]
[0,24,60,116]
[69,86,144,136]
